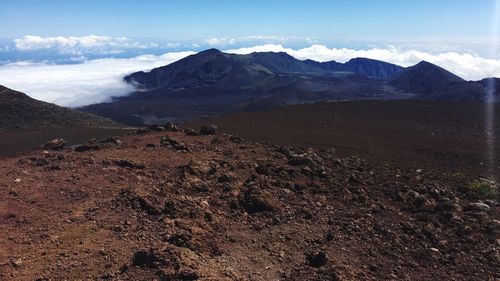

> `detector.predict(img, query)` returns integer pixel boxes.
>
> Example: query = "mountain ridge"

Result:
[125,49,405,91]
[0,85,120,131]
[389,61,465,94]
[81,49,498,125]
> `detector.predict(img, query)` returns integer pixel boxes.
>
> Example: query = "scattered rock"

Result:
[229,135,244,144]
[160,136,188,151]
[119,189,161,215]
[286,148,326,176]
[168,231,193,249]
[134,128,151,134]
[43,138,66,150]
[240,187,278,213]
[486,220,500,235]
[185,160,216,176]
[131,249,162,268]
[163,196,204,219]
[429,247,440,253]
[113,159,145,169]
[11,258,23,268]
[101,136,123,146]
[218,173,236,183]
[74,144,99,152]
[199,124,217,135]
[306,251,328,268]
[164,122,179,132]
[177,268,199,280]
[464,202,491,212]
[35,158,49,166]
[184,128,199,136]
[149,125,166,132]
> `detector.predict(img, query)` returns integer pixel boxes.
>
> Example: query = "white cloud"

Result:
[166,42,181,48]
[13,35,154,55]
[225,44,500,80]
[205,37,237,46]
[1,44,500,108]
[204,36,317,47]
[0,51,194,107]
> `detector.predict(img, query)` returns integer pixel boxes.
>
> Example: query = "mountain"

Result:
[124,49,331,91]
[343,58,404,79]
[124,49,403,91]
[82,49,499,126]
[83,50,409,125]
[415,78,500,102]
[124,49,270,90]
[0,85,119,131]
[389,61,465,94]
[304,57,404,79]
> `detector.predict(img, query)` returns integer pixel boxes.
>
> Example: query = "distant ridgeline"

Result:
[76,49,499,125]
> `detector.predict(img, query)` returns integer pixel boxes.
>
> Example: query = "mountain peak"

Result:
[250,51,295,60]
[413,60,440,69]
[390,60,464,94]
[193,48,225,59]
[415,60,432,65]
[198,48,222,55]
[342,57,405,79]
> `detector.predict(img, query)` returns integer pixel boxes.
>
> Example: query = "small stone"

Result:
[177,268,199,280]
[486,220,500,235]
[11,258,22,268]
[229,135,244,143]
[184,128,199,136]
[14,178,21,183]
[42,138,66,150]
[199,124,217,135]
[306,251,328,268]
[148,125,166,132]
[164,122,179,132]
[113,159,145,169]
[465,202,491,212]
[160,136,188,151]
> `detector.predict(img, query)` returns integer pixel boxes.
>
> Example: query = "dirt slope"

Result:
[0,128,498,280]
[0,85,119,131]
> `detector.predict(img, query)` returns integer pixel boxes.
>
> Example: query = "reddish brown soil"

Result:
[192,100,500,177]
[0,129,498,280]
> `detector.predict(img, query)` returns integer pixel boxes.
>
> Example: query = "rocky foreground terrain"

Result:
[0,125,498,280]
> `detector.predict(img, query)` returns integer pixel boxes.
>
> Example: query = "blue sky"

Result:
[0,0,496,41]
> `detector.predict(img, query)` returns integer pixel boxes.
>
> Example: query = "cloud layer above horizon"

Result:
[0,43,500,108]
[0,52,194,107]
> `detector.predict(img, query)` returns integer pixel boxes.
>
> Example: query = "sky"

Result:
[0,0,499,106]
[0,0,495,43]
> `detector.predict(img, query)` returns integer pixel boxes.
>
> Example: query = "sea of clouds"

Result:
[0,52,194,107]
[1,35,500,107]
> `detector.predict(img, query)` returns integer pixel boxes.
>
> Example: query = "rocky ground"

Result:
[0,125,498,280]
